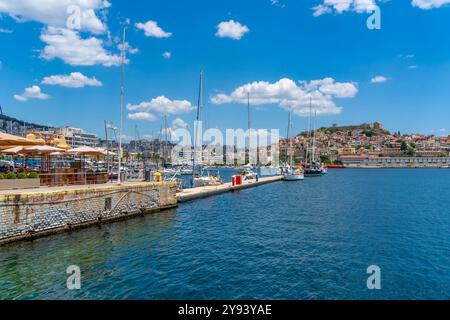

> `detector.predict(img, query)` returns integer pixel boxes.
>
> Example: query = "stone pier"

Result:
[177,176,283,203]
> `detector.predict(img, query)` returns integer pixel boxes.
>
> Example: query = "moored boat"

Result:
[304,98,327,178]
[283,111,304,182]
[239,168,258,181]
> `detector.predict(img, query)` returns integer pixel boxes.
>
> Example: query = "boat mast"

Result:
[312,110,317,164]
[247,92,251,132]
[288,111,293,168]
[193,70,204,180]
[163,115,168,165]
[307,96,312,166]
[117,25,126,185]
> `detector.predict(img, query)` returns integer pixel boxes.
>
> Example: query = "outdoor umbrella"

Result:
[1,145,66,175]
[1,145,65,155]
[0,132,43,148]
[67,146,106,184]
[67,146,105,156]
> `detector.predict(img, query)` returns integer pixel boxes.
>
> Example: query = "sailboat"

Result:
[192,70,223,188]
[283,110,304,181]
[304,98,327,177]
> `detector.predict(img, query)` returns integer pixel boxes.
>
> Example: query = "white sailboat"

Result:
[283,111,304,181]
[192,70,222,188]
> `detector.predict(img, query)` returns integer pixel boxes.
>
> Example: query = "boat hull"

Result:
[304,169,326,177]
[283,174,305,181]
[193,177,222,188]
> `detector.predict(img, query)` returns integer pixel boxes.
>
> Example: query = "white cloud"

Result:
[430,128,448,135]
[162,51,172,59]
[301,77,358,97]
[370,75,387,83]
[161,120,190,140]
[399,53,415,59]
[119,134,134,142]
[14,85,50,102]
[215,20,250,40]
[270,0,286,8]
[161,127,176,140]
[0,28,13,33]
[42,72,102,88]
[211,77,358,117]
[117,42,139,55]
[172,118,188,129]
[0,0,110,34]
[313,0,378,16]
[127,96,194,116]
[408,65,418,69]
[313,4,333,16]
[412,0,450,9]
[135,21,172,38]
[40,27,122,67]
[128,112,157,122]
[313,0,450,16]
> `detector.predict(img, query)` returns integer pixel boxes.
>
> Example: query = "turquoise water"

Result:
[1,169,450,300]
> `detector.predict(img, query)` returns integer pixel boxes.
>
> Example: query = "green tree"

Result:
[400,141,408,151]
[320,155,331,164]
[363,130,375,137]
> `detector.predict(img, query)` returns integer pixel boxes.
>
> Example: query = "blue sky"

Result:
[1,0,450,140]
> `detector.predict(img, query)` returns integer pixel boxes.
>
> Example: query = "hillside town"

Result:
[280,122,450,168]
[1,113,450,168]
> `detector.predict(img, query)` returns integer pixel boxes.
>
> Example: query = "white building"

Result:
[56,127,99,148]
[339,155,450,168]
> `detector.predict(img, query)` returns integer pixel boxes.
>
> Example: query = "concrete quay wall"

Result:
[0,182,178,245]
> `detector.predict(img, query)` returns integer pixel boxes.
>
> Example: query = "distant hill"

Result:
[297,122,388,137]
[0,114,53,136]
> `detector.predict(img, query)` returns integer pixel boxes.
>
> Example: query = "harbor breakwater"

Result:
[0,182,178,245]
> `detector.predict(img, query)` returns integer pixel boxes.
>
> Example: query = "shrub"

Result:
[6,172,17,180]
[0,173,5,180]
[27,172,39,179]
[17,172,28,179]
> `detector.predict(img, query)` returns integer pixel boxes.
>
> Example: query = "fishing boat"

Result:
[192,70,223,188]
[283,111,304,181]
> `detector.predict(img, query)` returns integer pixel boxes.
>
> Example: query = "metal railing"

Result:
[38,172,111,187]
